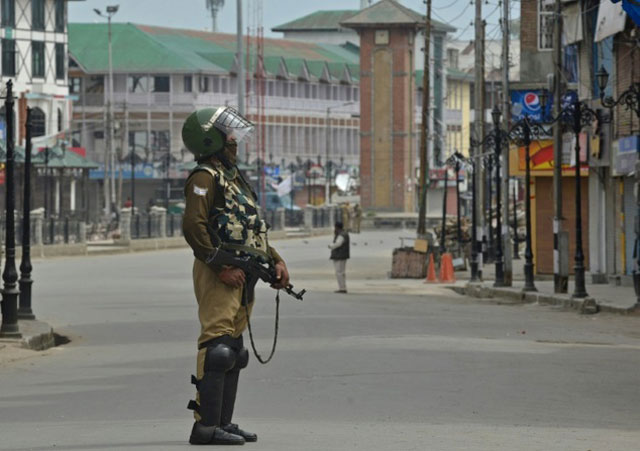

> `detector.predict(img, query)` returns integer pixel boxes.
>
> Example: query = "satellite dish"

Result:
[335,173,350,192]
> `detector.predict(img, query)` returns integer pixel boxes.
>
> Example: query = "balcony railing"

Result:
[75,92,360,115]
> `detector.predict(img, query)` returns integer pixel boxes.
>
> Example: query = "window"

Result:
[2,39,15,76]
[32,41,45,78]
[69,77,81,94]
[1,0,14,28]
[57,108,62,132]
[55,0,64,32]
[32,0,45,31]
[55,43,65,79]
[87,75,104,94]
[220,77,228,93]
[183,75,192,92]
[538,0,554,50]
[128,75,149,93]
[199,76,209,92]
[31,107,45,137]
[153,76,170,92]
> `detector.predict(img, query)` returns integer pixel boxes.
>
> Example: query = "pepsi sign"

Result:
[510,90,553,123]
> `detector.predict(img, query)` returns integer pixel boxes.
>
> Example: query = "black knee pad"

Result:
[204,344,236,373]
[235,348,249,370]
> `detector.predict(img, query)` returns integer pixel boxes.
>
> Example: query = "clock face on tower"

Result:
[375,29,389,45]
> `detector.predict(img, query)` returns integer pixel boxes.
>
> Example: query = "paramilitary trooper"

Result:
[182,107,290,445]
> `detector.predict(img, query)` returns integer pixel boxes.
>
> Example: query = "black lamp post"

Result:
[490,106,505,287]
[512,180,520,260]
[440,161,449,255]
[469,139,480,282]
[485,150,493,263]
[508,116,541,292]
[539,90,606,299]
[597,66,640,308]
[18,107,35,320]
[0,80,21,338]
[454,153,462,258]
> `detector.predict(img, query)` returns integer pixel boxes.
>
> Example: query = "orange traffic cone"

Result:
[424,253,438,283]
[438,253,456,283]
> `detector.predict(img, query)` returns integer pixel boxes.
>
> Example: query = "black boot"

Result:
[221,347,257,442]
[188,342,245,445]
[189,421,245,445]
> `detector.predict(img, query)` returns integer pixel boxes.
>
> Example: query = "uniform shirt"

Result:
[182,169,283,266]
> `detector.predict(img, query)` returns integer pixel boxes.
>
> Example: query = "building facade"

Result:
[68,23,361,217]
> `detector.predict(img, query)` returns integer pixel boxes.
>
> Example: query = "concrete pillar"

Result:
[329,207,336,228]
[78,222,87,243]
[152,206,167,238]
[276,208,285,231]
[31,209,44,245]
[120,208,132,241]
[304,206,313,230]
[54,178,61,216]
[70,179,76,212]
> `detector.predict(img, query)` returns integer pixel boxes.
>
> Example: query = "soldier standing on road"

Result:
[182,107,290,446]
[329,221,350,293]
[341,202,352,232]
[352,203,362,233]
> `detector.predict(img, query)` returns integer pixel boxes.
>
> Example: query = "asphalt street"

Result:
[1,230,640,450]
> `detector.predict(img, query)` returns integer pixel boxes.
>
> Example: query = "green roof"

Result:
[69,23,359,78]
[273,10,359,32]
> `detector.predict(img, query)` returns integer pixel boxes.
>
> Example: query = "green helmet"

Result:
[182,107,254,160]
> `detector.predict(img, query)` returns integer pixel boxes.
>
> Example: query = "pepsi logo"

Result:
[524,92,541,112]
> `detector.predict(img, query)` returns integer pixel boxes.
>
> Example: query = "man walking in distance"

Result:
[182,107,290,445]
[329,221,350,293]
[352,203,362,233]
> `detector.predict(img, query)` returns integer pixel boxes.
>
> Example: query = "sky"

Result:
[69,0,516,41]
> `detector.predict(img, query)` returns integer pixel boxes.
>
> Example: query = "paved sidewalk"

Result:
[454,257,640,314]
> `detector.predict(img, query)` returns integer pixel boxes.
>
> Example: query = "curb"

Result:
[452,283,639,315]
[0,320,56,352]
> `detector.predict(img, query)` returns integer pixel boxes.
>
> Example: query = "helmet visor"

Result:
[210,107,254,143]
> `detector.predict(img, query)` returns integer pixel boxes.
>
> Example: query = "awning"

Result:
[563,2,583,44]
[595,0,627,42]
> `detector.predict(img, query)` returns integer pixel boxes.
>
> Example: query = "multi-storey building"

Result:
[1,0,76,143]
[68,23,360,217]
[0,0,81,216]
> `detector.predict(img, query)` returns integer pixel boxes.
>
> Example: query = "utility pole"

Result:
[236,0,245,162]
[474,0,485,277]
[501,0,512,286]
[552,0,568,293]
[417,0,432,236]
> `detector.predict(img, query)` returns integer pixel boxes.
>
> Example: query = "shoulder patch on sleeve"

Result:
[193,185,208,196]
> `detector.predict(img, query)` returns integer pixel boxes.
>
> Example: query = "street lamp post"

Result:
[539,90,605,299]
[94,5,119,220]
[469,139,480,282]
[597,67,640,308]
[491,106,505,287]
[440,161,449,255]
[485,151,493,263]
[18,107,35,320]
[455,156,462,258]
[0,80,21,338]
[508,116,540,292]
[512,180,520,260]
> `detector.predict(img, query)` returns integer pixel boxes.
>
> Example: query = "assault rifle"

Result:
[206,248,306,303]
